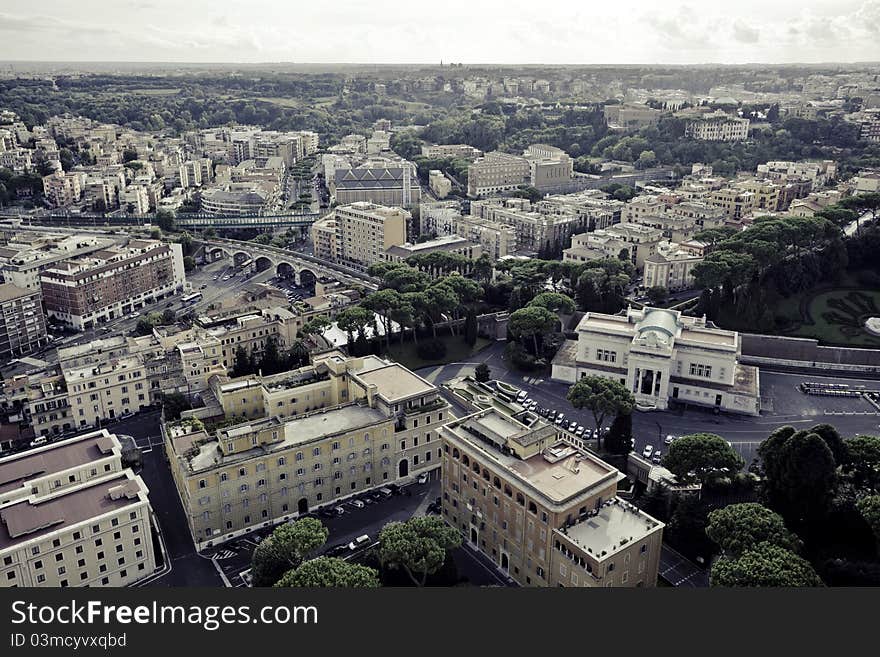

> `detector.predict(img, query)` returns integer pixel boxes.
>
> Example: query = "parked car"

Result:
[377,487,393,498]
[642,445,654,459]
[416,473,428,484]
[332,506,345,516]
[539,407,549,417]
[348,499,365,509]
[575,426,586,437]
[555,414,565,426]
[652,450,663,464]
[524,398,533,408]
[348,534,371,551]
[326,544,348,557]
[568,421,578,431]
[528,401,538,412]
[29,436,48,448]
[664,434,677,445]
[516,391,528,403]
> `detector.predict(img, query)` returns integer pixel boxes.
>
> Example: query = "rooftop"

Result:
[444,410,620,506]
[0,473,145,550]
[354,363,437,403]
[0,430,119,495]
[559,499,663,559]
[0,283,37,303]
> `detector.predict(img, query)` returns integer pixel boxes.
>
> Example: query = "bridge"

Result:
[199,237,379,291]
[0,210,323,230]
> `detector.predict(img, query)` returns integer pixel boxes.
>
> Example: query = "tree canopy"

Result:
[274,557,380,588]
[251,518,329,587]
[710,542,823,587]
[378,516,461,586]
[706,503,802,558]
[662,433,745,485]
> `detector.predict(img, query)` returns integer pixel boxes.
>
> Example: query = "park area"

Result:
[772,283,880,347]
[382,335,491,371]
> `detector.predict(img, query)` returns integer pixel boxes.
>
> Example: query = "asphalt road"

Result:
[103,411,224,587]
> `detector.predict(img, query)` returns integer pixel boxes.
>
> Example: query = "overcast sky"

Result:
[0,0,878,65]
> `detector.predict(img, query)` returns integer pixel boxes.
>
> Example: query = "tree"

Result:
[710,542,823,587]
[857,496,880,556]
[183,256,196,272]
[705,503,801,558]
[274,557,380,588]
[844,435,880,491]
[336,306,375,351]
[259,337,283,375]
[662,433,744,486]
[508,306,557,357]
[154,209,176,232]
[251,518,329,587]
[605,412,633,455]
[464,308,478,347]
[159,392,191,420]
[122,148,138,163]
[646,285,668,306]
[378,516,461,586]
[232,345,254,377]
[474,363,491,383]
[757,425,838,530]
[567,376,634,449]
[135,318,155,336]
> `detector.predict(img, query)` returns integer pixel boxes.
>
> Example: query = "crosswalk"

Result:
[522,376,544,385]
[212,549,236,560]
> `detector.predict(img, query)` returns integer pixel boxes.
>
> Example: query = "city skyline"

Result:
[0,0,879,65]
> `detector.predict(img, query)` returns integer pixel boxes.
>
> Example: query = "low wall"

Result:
[740,333,880,376]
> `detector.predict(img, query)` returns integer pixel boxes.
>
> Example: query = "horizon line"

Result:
[1,59,880,67]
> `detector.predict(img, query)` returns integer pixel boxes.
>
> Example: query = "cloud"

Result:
[732,21,760,43]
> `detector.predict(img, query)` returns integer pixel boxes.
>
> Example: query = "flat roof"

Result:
[187,404,389,471]
[561,500,663,558]
[0,431,117,495]
[0,283,36,303]
[355,363,436,403]
[0,473,143,550]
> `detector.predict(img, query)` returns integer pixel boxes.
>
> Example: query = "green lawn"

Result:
[381,335,491,371]
[784,288,880,347]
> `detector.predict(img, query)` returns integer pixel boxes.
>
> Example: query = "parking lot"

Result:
[206,479,440,588]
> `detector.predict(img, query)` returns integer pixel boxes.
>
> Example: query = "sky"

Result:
[0,0,878,65]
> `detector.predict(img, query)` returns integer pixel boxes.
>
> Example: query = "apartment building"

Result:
[439,408,664,587]
[64,356,152,428]
[707,187,756,223]
[42,171,82,208]
[642,241,705,291]
[539,192,622,232]
[755,160,837,189]
[604,104,662,131]
[551,306,760,415]
[420,203,517,261]
[421,144,483,160]
[563,224,663,269]
[0,283,49,360]
[467,151,531,197]
[666,201,726,230]
[40,239,185,330]
[385,235,482,267]
[321,202,409,271]
[0,430,157,588]
[524,144,574,191]
[122,185,150,215]
[194,306,301,372]
[428,170,452,198]
[311,217,338,262]
[470,198,585,252]
[164,353,449,548]
[684,111,750,142]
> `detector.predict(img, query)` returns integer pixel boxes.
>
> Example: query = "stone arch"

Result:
[276,262,295,279]
[254,256,273,272]
[298,268,317,289]
[232,251,250,267]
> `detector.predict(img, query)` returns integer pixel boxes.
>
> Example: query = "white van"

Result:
[29,436,49,448]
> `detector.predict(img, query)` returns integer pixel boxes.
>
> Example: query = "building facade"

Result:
[164,354,449,549]
[0,283,49,360]
[551,306,760,415]
[0,430,158,588]
[40,239,186,330]
[440,409,664,587]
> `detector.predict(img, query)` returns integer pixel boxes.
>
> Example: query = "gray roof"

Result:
[335,167,406,189]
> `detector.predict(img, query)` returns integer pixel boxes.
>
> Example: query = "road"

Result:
[99,411,224,587]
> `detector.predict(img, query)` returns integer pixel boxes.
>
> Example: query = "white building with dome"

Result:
[551,306,761,416]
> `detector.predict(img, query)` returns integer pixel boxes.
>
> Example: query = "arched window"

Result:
[452,448,460,459]
[516,493,525,507]
[462,454,470,466]
[528,501,538,515]
[493,476,501,488]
